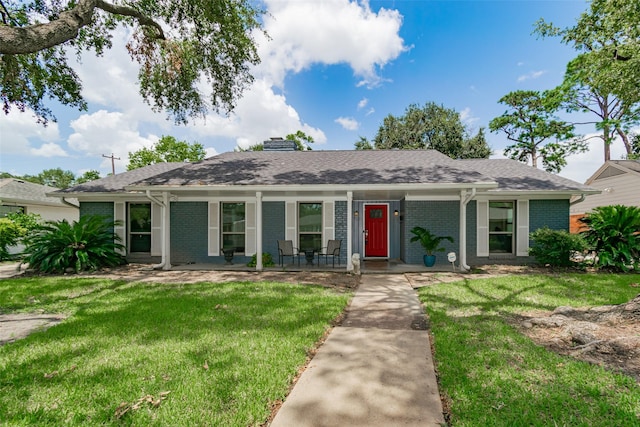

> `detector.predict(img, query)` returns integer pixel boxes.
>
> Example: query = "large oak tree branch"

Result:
[0,0,164,55]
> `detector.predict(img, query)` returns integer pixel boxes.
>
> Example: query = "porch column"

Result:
[256,191,263,271]
[459,188,476,272]
[347,191,353,271]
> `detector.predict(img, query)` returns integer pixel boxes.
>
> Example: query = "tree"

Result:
[285,131,314,151]
[354,136,374,150]
[489,90,586,173]
[22,168,76,189]
[0,0,264,125]
[75,170,102,184]
[372,102,491,158]
[535,0,640,161]
[127,136,205,170]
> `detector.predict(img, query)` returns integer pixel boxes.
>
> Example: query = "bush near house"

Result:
[0,219,24,261]
[529,227,587,267]
[579,205,640,272]
[0,213,41,261]
[23,215,125,273]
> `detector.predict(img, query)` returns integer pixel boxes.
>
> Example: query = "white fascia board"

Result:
[126,182,499,193]
[474,190,599,200]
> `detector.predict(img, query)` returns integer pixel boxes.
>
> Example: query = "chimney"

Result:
[263,137,298,151]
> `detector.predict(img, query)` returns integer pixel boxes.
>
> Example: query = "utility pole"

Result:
[102,153,121,175]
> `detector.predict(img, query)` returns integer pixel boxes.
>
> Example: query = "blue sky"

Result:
[1,0,626,183]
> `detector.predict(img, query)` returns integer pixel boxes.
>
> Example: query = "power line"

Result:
[102,153,121,175]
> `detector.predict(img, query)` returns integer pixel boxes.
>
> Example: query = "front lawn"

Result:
[0,277,351,425]
[418,273,640,426]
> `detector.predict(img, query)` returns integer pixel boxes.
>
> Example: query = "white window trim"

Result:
[477,199,529,257]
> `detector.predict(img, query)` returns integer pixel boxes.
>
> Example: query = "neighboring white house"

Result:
[570,160,640,233]
[0,178,79,222]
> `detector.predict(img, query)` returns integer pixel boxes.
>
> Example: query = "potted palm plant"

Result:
[410,226,454,267]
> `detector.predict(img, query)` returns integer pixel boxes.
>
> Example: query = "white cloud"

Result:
[335,117,359,131]
[459,107,479,126]
[358,98,369,109]
[517,61,525,67]
[30,143,68,157]
[192,79,327,149]
[365,107,375,116]
[0,110,61,156]
[67,110,158,173]
[256,0,407,87]
[517,70,546,82]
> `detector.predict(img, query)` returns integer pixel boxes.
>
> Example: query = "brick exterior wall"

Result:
[262,201,285,262]
[334,201,347,265]
[169,202,251,265]
[403,200,459,266]
[79,202,114,220]
[530,199,570,232]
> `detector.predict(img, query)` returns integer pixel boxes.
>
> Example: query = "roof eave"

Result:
[125,181,500,193]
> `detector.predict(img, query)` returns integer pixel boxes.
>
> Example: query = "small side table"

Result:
[304,250,315,266]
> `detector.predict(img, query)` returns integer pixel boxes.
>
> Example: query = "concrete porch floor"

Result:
[170,258,462,274]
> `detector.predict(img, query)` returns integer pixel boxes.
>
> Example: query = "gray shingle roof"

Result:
[133,150,491,186]
[0,179,78,207]
[54,151,596,195]
[611,160,640,174]
[459,158,596,192]
[54,162,185,194]
[131,150,594,192]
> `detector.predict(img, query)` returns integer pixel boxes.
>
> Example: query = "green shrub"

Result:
[6,212,41,236]
[579,205,640,272]
[529,227,587,267]
[247,252,275,267]
[24,215,125,273]
[0,218,25,260]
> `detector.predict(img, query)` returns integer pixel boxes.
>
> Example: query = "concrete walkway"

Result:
[270,274,445,427]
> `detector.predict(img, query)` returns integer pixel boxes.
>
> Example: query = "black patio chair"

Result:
[277,240,300,266]
[318,239,341,267]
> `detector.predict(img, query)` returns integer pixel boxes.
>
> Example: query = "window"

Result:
[222,202,245,253]
[129,203,151,252]
[489,201,514,253]
[299,202,322,250]
[0,205,24,217]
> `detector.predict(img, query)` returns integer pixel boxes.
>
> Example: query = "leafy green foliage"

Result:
[0,218,24,260]
[580,205,640,272]
[354,136,374,150]
[24,215,125,273]
[74,170,101,184]
[409,226,454,255]
[127,135,205,170]
[535,0,640,160]
[529,226,587,267]
[285,130,315,151]
[1,0,264,124]
[373,102,492,158]
[489,90,586,173]
[0,213,41,260]
[21,168,76,189]
[246,252,275,267]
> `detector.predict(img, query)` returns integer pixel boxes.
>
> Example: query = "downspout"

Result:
[145,190,168,270]
[347,191,353,272]
[256,191,263,271]
[61,197,80,211]
[570,194,586,206]
[459,188,477,272]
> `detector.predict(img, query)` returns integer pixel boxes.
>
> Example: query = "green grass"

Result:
[0,277,351,425]
[418,273,640,426]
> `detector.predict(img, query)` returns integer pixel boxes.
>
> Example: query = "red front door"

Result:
[364,204,388,257]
